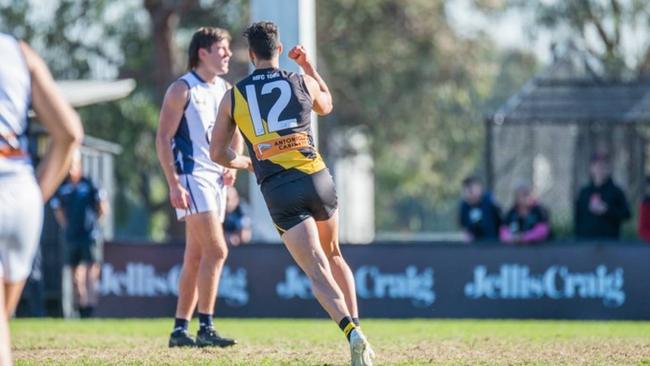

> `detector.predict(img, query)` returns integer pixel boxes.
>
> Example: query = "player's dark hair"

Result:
[243,21,280,60]
[188,27,231,70]
[462,176,482,188]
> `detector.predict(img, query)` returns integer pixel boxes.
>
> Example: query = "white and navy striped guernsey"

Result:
[172,70,229,176]
[0,33,32,175]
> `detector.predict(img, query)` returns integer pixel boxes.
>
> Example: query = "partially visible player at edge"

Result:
[210,21,375,366]
[155,27,242,348]
[0,33,83,366]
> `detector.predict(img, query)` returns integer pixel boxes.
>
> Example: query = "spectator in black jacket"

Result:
[459,176,501,242]
[575,154,631,240]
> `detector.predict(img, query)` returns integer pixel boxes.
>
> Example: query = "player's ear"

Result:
[248,49,256,65]
[198,48,209,63]
[277,42,283,55]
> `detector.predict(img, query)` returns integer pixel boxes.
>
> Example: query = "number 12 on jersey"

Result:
[245,80,298,136]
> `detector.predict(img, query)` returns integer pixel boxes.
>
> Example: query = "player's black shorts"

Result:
[64,239,103,266]
[261,168,338,235]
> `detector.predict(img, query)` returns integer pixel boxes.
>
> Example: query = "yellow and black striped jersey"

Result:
[232,67,326,188]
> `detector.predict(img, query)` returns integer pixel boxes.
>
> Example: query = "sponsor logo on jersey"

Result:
[254,132,312,160]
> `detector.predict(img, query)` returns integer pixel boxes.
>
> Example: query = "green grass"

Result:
[10,318,650,365]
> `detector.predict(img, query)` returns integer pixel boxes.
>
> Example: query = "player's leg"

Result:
[169,226,201,347]
[309,169,361,323]
[282,217,374,365]
[84,262,101,317]
[306,170,374,366]
[316,210,359,321]
[2,280,29,366]
[194,212,226,315]
[72,264,88,317]
[190,211,235,347]
[65,242,82,314]
[281,217,351,324]
[175,232,201,320]
[0,280,11,366]
[79,240,101,318]
[0,175,43,364]
[3,281,25,317]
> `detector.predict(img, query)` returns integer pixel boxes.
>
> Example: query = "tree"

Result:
[475,0,650,76]
[0,0,248,240]
[317,0,537,231]
[2,0,537,235]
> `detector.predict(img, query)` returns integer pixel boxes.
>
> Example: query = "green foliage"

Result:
[1,0,539,235]
[486,0,650,76]
[318,0,537,231]
[0,0,247,239]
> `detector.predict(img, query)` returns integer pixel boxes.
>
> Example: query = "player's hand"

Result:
[288,45,310,67]
[245,157,255,173]
[169,183,190,209]
[589,199,608,215]
[223,168,237,186]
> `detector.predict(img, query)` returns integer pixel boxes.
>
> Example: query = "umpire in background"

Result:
[50,151,107,318]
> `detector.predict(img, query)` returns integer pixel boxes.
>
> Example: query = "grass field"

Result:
[9,318,650,365]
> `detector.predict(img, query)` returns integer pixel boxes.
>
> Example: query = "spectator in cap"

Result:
[637,176,650,243]
[500,182,550,245]
[575,153,630,240]
[458,176,501,243]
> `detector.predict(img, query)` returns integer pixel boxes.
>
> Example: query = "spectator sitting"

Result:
[575,153,631,240]
[223,186,252,246]
[637,176,650,243]
[500,183,550,245]
[459,176,501,243]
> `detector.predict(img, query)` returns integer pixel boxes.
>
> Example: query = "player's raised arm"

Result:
[289,44,333,115]
[155,80,190,209]
[20,41,84,201]
[210,89,253,171]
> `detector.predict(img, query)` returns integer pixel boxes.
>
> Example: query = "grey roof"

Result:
[57,79,136,108]
[29,79,136,117]
[28,79,134,154]
[82,135,122,154]
[489,54,650,125]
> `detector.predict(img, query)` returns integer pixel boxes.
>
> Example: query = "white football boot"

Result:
[349,328,375,366]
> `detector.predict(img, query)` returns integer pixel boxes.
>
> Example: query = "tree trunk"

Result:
[143,0,196,240]
[145,1,179,100]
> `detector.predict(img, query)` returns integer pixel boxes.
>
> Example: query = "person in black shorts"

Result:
[51,152,107,318]
[209,21,374,366]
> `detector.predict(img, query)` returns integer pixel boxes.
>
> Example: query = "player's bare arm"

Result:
[20,41,84,201]
[210,89,253,171]
[155,80,191,209]
[222,129,245,185]
[222,82,246,186]
[288,45,333,115]
[225,81,245,156]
